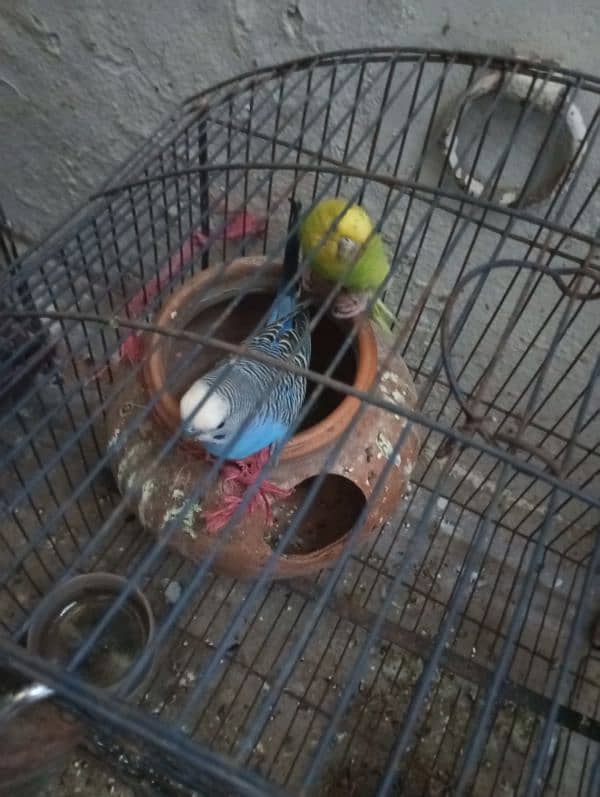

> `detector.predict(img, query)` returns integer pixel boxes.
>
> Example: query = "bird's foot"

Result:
[301,270,333,300]
[204,447,292,534]
[202,493,250,534]
[332,290,370,319]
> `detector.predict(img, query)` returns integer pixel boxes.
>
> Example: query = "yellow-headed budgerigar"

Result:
[299,197,395,328]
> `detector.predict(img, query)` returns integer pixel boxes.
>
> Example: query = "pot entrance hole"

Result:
[267,474,367,555]
[170,292,357,430]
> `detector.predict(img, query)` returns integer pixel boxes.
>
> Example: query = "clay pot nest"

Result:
[106,257,421,579]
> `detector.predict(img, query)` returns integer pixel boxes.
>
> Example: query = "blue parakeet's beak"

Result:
[180,379,230,443]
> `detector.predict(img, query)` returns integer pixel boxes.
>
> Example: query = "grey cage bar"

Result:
[0,48,599,796]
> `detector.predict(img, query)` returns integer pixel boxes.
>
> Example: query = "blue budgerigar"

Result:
[180,200,311,462]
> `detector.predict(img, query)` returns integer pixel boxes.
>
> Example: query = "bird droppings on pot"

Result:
[162,491,202,538]
[116,441,153,494]
[376,431,394,459]
[138,479,156,526]
[107,426,122,452]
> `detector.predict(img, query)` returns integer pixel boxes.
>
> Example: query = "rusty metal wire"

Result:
[1,49,599,797]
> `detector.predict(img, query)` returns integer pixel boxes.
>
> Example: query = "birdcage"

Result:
[1,48,599,796]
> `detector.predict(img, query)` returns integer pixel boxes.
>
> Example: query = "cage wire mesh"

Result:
[1,48,599,796]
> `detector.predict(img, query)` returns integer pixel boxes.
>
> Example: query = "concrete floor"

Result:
[46,754,134,797]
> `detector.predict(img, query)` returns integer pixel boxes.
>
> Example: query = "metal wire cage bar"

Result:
[1,49,599,796]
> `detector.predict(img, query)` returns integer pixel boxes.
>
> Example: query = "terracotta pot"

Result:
[106,257,421,579]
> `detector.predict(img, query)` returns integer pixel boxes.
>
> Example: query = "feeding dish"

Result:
[441,71,587,206]
[27,573,155,694]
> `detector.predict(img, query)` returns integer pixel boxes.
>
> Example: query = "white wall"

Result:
[2,0,598,239]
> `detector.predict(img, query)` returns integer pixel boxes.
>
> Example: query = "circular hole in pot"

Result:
[32,585,153,690]
[171,292,357,430]
[266,474,367,555]
[455,94,571,202]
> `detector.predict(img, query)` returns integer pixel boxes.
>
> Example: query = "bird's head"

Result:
[300,198,374,277]
[180,379,232,449]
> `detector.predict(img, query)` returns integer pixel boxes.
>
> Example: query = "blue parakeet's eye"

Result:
[216,421,225,429]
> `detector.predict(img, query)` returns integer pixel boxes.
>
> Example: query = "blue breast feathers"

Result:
[202,418,289,461]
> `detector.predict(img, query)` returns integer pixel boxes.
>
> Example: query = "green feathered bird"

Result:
[299,197,395,329]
